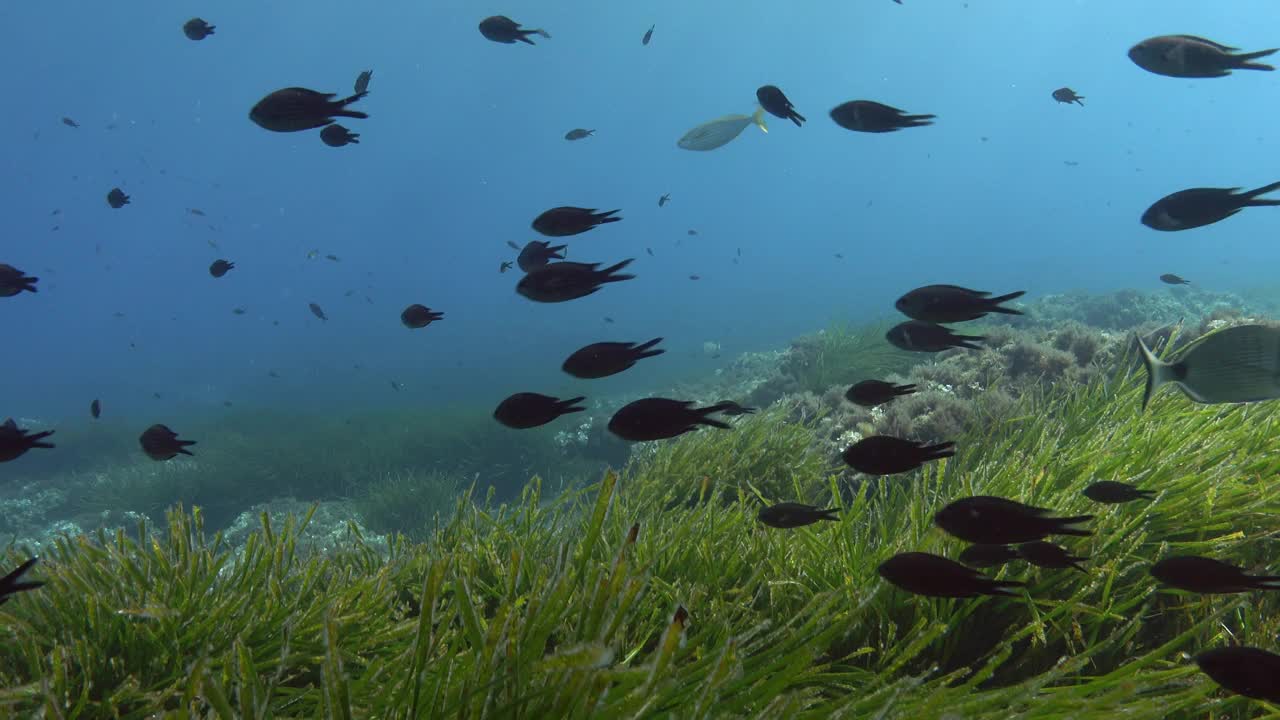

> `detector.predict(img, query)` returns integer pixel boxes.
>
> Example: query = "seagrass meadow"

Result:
[3,335,1280,719]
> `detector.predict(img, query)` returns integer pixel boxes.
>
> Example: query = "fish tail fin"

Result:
[752,107,769,134]
[986,579,1026,596]
[1242,181,1280,205]
[1234,47,1277,70]
[178,440,197,456]
[29,430,55,449]
[534,29,551,39]
[1136,334,1173,411]
[0,557,43,596]
[895,384,918,396]
[595,209,623,224]
[986,290,1027,314]
[558,397,587,414]
[1250,575,1280,589]
[819,508,839,521]
[599,259,635,283]
[920,441,956,461]
[1054,515,1094,535]
[695,402,736,429]
[634,338,665,359]
[955,335,985,350]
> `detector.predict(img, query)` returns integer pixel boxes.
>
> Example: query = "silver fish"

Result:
[1138,324,1280,409]
[677,108,767,151]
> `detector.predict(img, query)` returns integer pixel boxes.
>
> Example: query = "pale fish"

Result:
[1138,324,1280,409]
[677,108,768,151]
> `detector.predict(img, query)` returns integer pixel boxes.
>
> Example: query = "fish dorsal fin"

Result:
[2,419,15,430]
[1172,35,1238,52]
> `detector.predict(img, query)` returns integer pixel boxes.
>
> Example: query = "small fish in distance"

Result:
[183,18,215,40]
[1052,87,1084,105]
[1141,182,1280,231]
[715,401,756,416]
[1159,273,1190,285]
[309,302,327,321]
[0,558,43,607]
[532,207,621,236]
[658,193,671,207]
[607,398,735,441]
[0,419,55,462]
[500,261,513,273]
[139,424,196,461]
[209,259,235,278]
[61,117,79,128]
[842,435,954,475]
[887,321,983,352]
[1195,647,1280,704]
[1083,480,1154,504]
[90,399,101,419]
[1136,324,1280,409]
[1150,555,1280,594]
[958,544,1019,569]
[107,188,130,208]
[250,88,368,133]
[878,552,1025,598]
[479,16,550,45]
[506,240,521,250]
[354,70,372,95]
[895,285,1026,323]
[846,380,916,408]
[401,304,443,329]
[757,502,838,529]
[0,264,38,296]
[518,240,567,272]
[516,259,635,303]
[564,128,595,141]
[642,24,654,45]
[562,338,664,379]
[830,100,934,133]
[934,496,1092,545]
[1017,541,1086,572]
[756,85,805,127]
[494,393,585,429]
[1128,35,1277,78]
[321,124,360,147]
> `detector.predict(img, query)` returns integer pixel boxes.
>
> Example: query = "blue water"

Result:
[4,0,1278,431]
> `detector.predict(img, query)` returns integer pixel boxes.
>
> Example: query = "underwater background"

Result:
[6,0,1280,717]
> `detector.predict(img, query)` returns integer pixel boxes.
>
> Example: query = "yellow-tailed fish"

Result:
[677,108,768,151]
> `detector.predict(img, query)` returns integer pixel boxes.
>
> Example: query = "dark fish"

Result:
[479,15,550,45]
[107,188,130,208]
[1128,35,1277,78]
[250,88,368,133]
[232,307,247,315]
[1083,480,1154,504]
[1159,273,1190,285]
[325,254,340,262]
[390,380,403,391]
[532,207,622,237]
[642,24,654,45]
[139,424,196,461]
[658,193,670,207]
[506,240,521,250]
[1141,183,1280,231]
[518,240,567,272]
[878,552,1025,598]
[958,544,1019,569]
[564,128,595,141]
[493,392,585,429]
[401,304,444,329]
[756,85,806,127]
[1150,555,1280,594]
[309,302,327,321]
[757,502,838,529]
[895,284,1026,323]
[689,274,700,281]
[934,496,1092,545]
[0,264,38,296]
[268,370,280,379]
[834,253,844,259]
[1016,541,1086,572]
[716,401,756,416]
[0,419,55,462]
[354,70,373,95]
[1195,647,1280,703]
[562,338,665,379]
[841,435,954,475]
[687,229,698,236]
[209,259,235,278]
[320,124,360,147]
[886,321,984,352]
[516,259,635,303]
[830,100,935,133]
[61,117,79,128]
[188,208,206,216]
[500,261,513,273]
[183,18,215,40]
[607,398,735,441]
[90,399,101,419]
[1051,87,1084,105]
[845,380,916,408]
[0,558,43,607]
[603,316,614,324]
[646,247,654,256]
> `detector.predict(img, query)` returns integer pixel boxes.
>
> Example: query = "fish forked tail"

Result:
[986,290,1027,314]
[593,209,623,225]
[1052,514,1094,536]
[984,578,1027,597]
[817,508,840,522]
[1135,334,1173,410]
[633,337,665,359]
[752,107,769,134]
[953,334,985,350]
[789,110,806,127]
[693,402,737,429]
[893,384,918,397]
[1249,574,1280,589]
[0,557,43,598]
[548,244,567,259]
[598,258,635,283]
[558,396,587,415]
[177,439,197,456]
[919,441,956,461]
[27,430,55,449]
[1243,181,1280,206]
[1234,47,1277,71]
